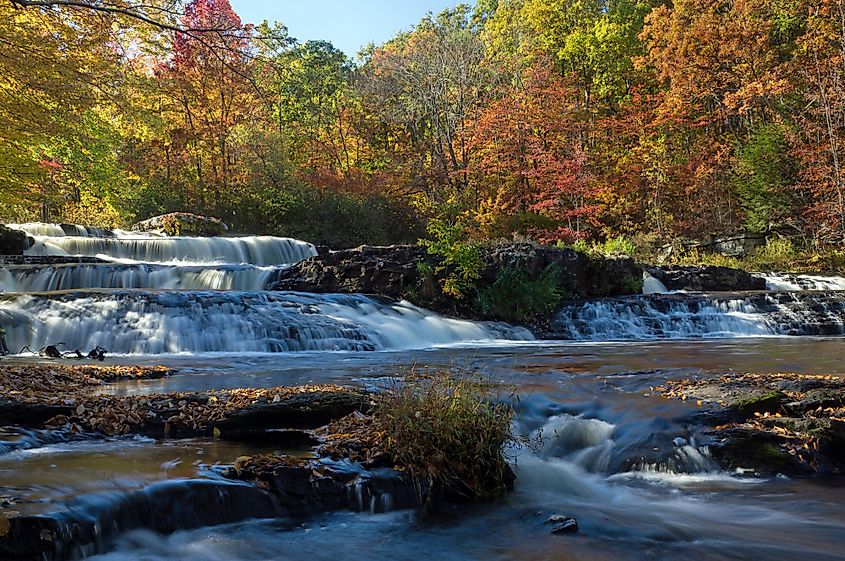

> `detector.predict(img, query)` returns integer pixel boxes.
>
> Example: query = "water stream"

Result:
[2,223,845,560]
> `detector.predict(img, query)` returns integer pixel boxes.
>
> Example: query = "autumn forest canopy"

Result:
[2,0,845,251]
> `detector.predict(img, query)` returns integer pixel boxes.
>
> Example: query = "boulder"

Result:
[0,226,31,256]
[131,213,228,237]
[646,265,766,292]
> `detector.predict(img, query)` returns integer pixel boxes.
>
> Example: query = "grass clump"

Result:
[376,373,518,501]
[475,264,563,322]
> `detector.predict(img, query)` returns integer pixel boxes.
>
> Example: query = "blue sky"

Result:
[230,1,465,57]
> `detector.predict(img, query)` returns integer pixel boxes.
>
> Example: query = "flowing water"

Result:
[2,224,845,560]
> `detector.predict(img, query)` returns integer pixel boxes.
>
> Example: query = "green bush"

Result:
[746,238,798,270]
[419,217,483,298]
[475,264,563,322]
[600,235,638,257]
[377,373,517,501]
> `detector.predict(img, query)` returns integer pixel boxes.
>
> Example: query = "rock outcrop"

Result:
[272,243,643,320]
[0,226,31,255]
[659,372,845,475]
[646,265,766,292]
[131,213,228,237]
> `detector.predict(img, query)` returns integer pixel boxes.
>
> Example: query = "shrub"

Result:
[475,264,564,322]
[747,238,798,270]
[676,247,742,268]
[600,235,638,257]
[376,373,518,501]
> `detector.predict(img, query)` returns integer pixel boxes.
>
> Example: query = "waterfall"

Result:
[552,292,845,340]
[0,263,287,292]
[24,236,317,266]
[642,271,671,295]
[762,273,845,291]
[0,290,533,355]
[7,222,117,238]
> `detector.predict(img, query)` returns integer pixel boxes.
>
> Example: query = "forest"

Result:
[2,0,845,253]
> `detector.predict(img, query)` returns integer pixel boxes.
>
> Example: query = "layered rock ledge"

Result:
[645,265,766,292]
[272,243,643,319]
[658,372,845,475]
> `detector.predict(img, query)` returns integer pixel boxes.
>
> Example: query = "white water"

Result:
[0,263,285,292]
[7,222,121,238]
[0,291,532,355]
[8,221,318,265]
[642,271,671,294]
[553,293,845,339]
[763,272,845,291]
[25,236,317,266]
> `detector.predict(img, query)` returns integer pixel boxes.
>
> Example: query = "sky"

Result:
[230,0,465,57]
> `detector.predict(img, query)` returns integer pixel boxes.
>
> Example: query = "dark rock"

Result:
[0,400,73,428]
[548,514,579,534]
[660,373,845,475]
[0,479,285,561]
[646,265,766,292]
[705,426,809,476]
[0,226,32,256]
[0,388,367,438]
[786,388,845,414]
[273,243,643,321]
[214,390,369,434]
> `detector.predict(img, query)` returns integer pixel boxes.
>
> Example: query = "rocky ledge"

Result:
[0,226,32,256]
[0,364,367,438]
[645,265,766,292]
[272,243,643,320]
[658,372,845,475]
[132,212,228,237]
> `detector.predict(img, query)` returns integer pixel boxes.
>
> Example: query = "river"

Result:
[1,223,845,561]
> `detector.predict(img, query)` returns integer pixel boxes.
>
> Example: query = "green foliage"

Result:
[676,247,743,268]
[419,217,483,298]
[377,372,517,501]
[746,238,798,270]
[252,184,423,247]
[600,235,638,257]
[475,264,564,322]
[733,124,798,233]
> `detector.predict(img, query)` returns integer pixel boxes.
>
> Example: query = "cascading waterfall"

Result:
[25,235,317,266]
[7,222,122,238]
[0,263,287,292]
[552,292,845,339]
[0,290,533,355]
[0,222,537,354]
[762,273,845,291]
[642,271,671,295]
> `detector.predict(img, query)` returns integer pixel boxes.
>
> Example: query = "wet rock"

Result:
[659,372,845,475]
[0,226,32,256]
[646,265,766,292]
[0,479,285,561]
[548,514,579,534]
[228,456,423,517]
